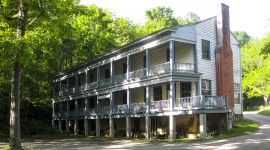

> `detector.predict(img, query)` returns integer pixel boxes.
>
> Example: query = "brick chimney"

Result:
[215,3,234,110]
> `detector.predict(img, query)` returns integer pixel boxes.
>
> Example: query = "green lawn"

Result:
[258,106,270,116]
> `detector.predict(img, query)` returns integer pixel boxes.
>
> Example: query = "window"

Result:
[154,86,162,101]
[234,83,240,104]
[202,79,211,95]
[181,82,191,97]
[202,40,210,60]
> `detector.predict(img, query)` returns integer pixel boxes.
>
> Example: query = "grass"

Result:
[212,118,259,139]
[258,106,270,116]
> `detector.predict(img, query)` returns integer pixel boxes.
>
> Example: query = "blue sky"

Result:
[80,0,270,39]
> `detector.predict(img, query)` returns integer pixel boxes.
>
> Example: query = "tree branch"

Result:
[28,10,44,26]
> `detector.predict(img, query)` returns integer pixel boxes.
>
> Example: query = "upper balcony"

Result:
[53,41,196,97]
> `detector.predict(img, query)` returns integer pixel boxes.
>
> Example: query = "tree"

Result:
[0,0,80,148]
[233,31,250,47]
[242,35,270,106]
[142,6,200,35]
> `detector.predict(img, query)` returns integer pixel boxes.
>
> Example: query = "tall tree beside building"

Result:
[0,0,79,148]
[242,34,270,106]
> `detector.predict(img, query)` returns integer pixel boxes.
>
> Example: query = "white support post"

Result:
[127,55,130,79]
[169,115,176,140]
[169,40,175,71]
[145,116,151,139]
[74,119,78,135]
[85,98,89,112]
[199,114,207,138]
[110,92,114,114]
[109,117,114,138]
[84,118,89,136]
[76,74,79,90]
[127,89,131,113]
[66,119,69,133]
[170,81,175,111]
[97,66,100,87]
[110,61,114,84]
[85,70,89,84]
[126,117,131,138]
[146,49,150,76]
[96,118,100,137]
[146,86,151,113]
[59,120,62,133]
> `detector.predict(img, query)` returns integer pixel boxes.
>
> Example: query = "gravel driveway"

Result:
[1,111,270,150]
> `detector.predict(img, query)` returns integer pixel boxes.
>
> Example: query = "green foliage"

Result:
[233,31,250,47]
[258,106,270,116]
[242,35,270,105]
[142,6,200,35]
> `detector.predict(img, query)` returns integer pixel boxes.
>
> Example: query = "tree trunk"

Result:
[264,95,269,106]
[9,61,22,149]
[9,2,28,149]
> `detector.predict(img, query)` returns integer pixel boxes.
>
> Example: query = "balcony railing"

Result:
[174,95,228,110]
[98,106,110,115]
[129,68,146,79]
[99,78,111,87]
[174,62,195,72]
[54,62,196,97]
[113,104,128,114]
[53,96,229,119]
[114,74,127,84]
[130,102,146,114]
[87,82,97,90]
[149,62,171,76]
[150,100,170,112]
[86,108,97,115]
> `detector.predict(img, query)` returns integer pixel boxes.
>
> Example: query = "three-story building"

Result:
[52,3,242,140]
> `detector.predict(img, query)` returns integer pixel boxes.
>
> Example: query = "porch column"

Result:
[170,81,175,111]
[97,66,100,87]
[226,112,233,132]
[85,97,89,115]
[52,119,55,129]
[146,86,151,113]
[75,99,78,110]
[127,88,131,113]
[110,92,114,114]
[67,101,70,117]
[74,119,78,135]
[169,40,175,71]
[84,118,89,136]
[110,61,114,84]
[109,117,114,138]
[76,74,79,90]
[127,55,130,79]
[169,115,176,140]
[85,70,89,85]
[145,116,151,139]
[126,117,131,138]
[59,120,62,133]
[96,118,100,137]
[66,119,69,133]
[199,114,207,138]
[146,49,150,76]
